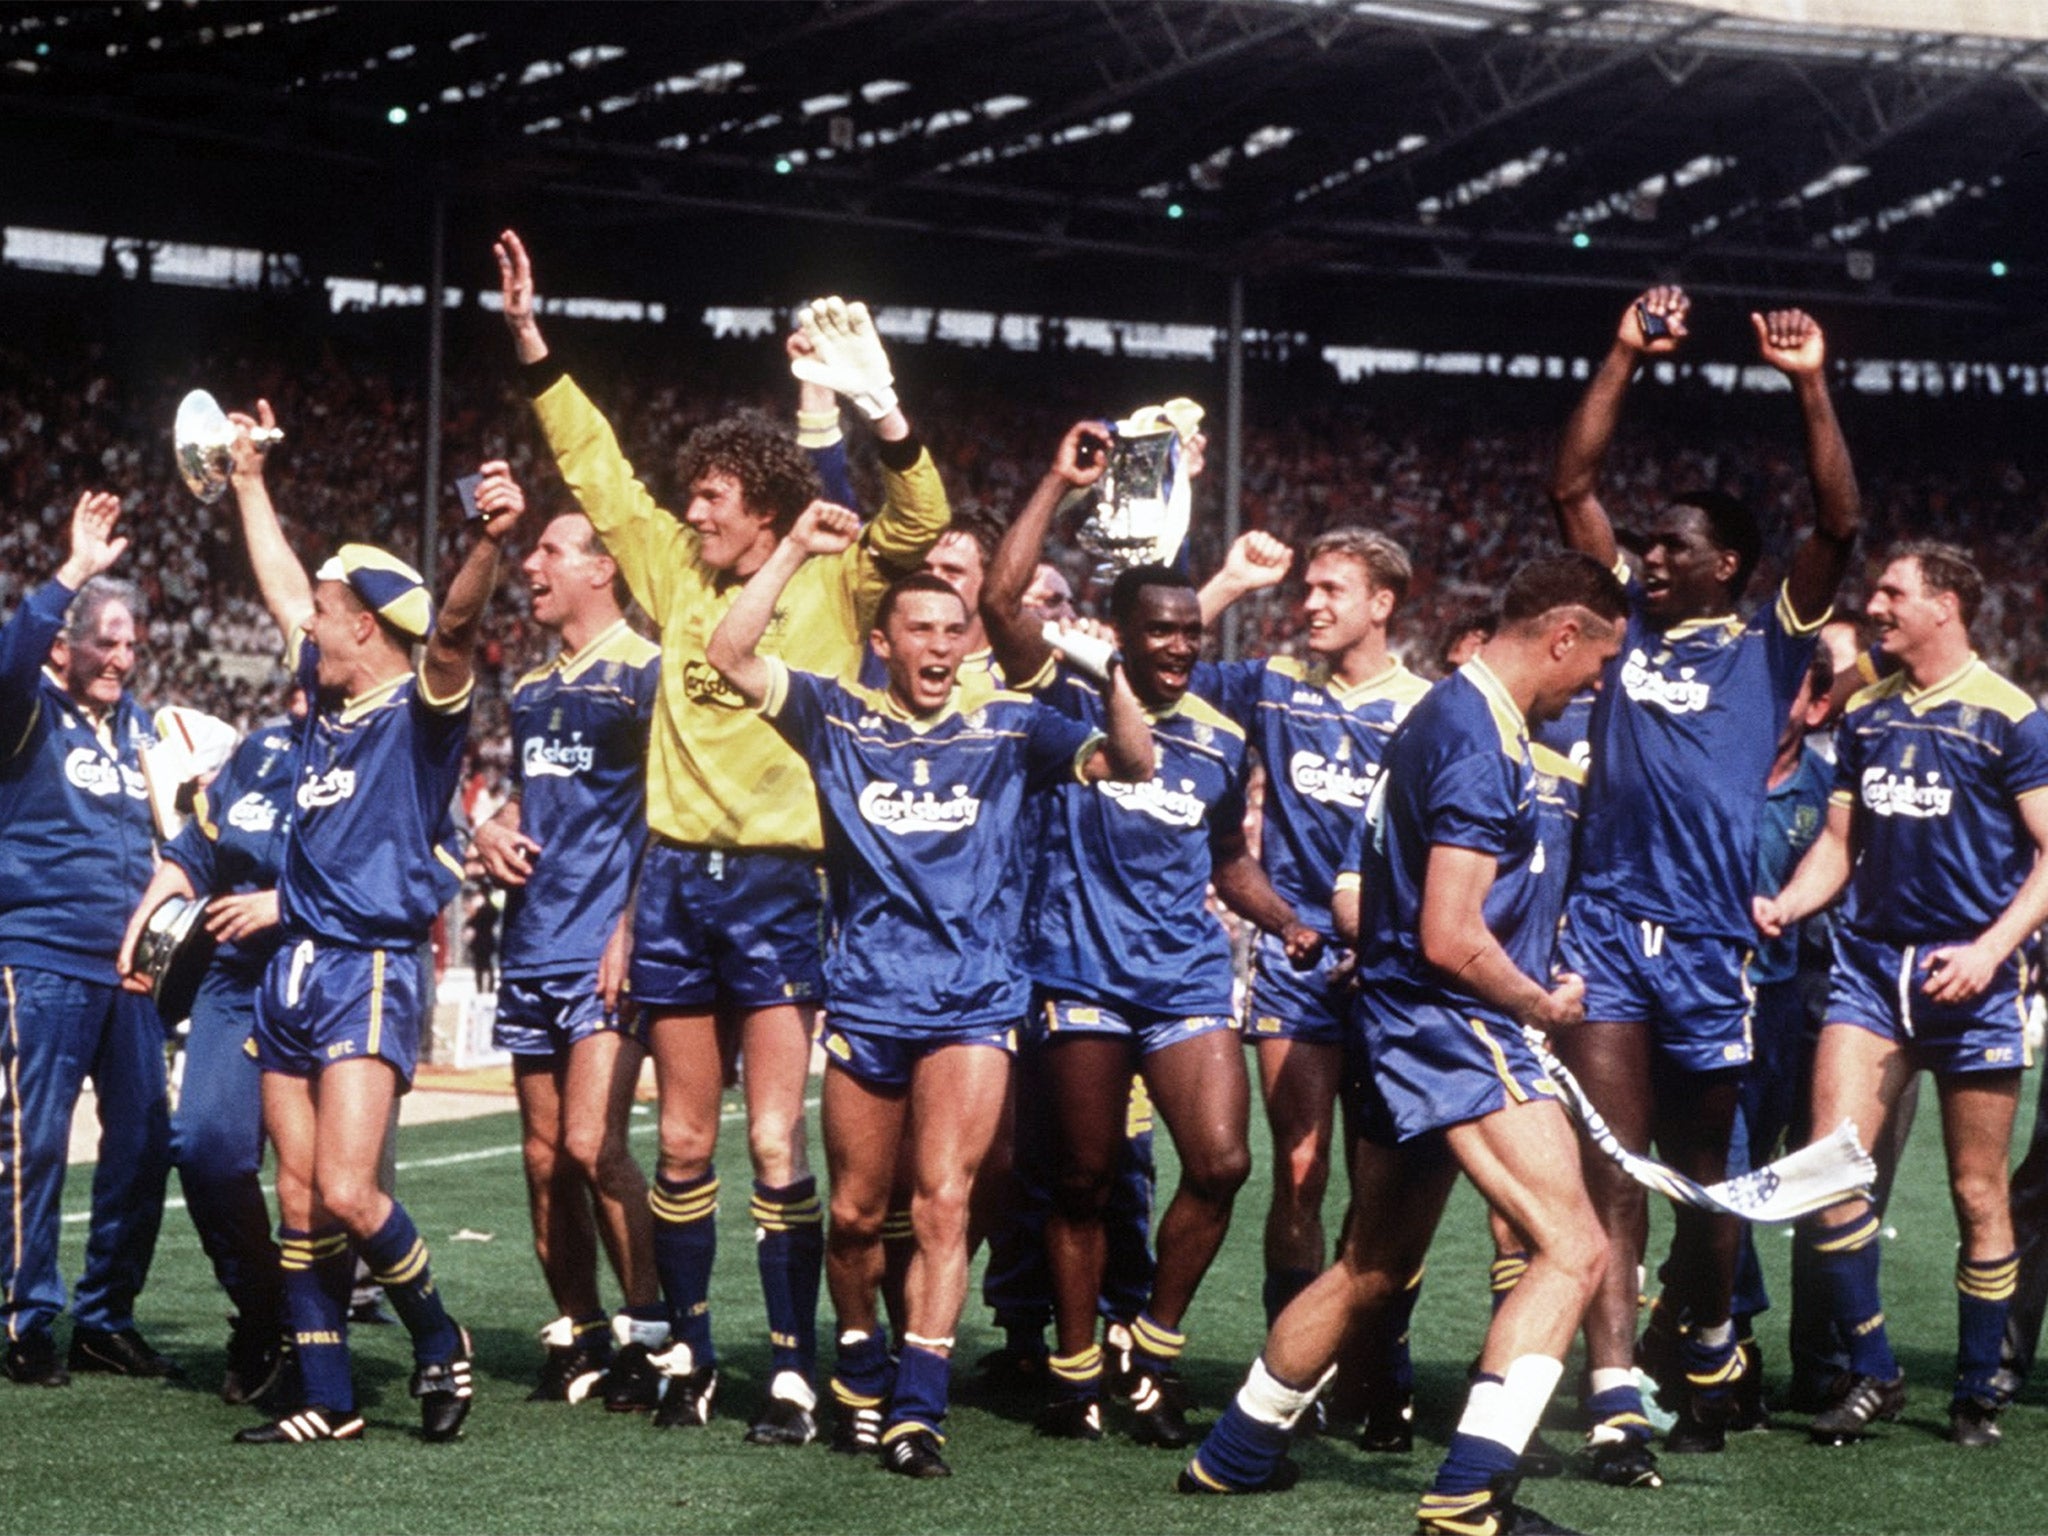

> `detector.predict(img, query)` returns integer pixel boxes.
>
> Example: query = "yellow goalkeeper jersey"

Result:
[532,372,951,850]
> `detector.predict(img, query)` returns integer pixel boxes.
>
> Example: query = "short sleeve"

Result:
[1021,700,1100,790]
[1758,585,1823,714]
[1419,742,1515,858]
[1206,747,1252,854]
[1829,711,1862,807]
[2004,707,2048,803]
[1035,665,1106,726]
[1190,659,1264,732]
[162,804,220,893]
[759,660,834,755]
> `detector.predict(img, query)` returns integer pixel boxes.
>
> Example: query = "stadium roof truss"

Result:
[3,1,2046,339]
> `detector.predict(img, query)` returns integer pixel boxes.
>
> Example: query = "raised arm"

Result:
[1198,531,1294,626]
[1076,664,1156,784]
[224,400,314,643]
[493,228,550,366]
[420,460,526,705]
[2,492,127,748]
[707,503,861,708]
[496,231,676,609]
[982,421,1110,685]
[792,297,951,606]
[1549,286,1689,567]
[790,326,860,512]
[1758,309,1862,625]
[1419,843,1583,1033]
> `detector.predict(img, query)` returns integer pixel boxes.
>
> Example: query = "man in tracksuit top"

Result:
[119,702,304,1406]
[0,490,176,1388]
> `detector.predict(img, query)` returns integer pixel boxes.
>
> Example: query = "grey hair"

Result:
[65,576,143,640]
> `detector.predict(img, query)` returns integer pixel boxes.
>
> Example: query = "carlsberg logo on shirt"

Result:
[226,792,281,834]
[1620,649,1712,714]
[1860,767,1954,819]
[1097,777,1206,828]
[1288,749,1379,808]
[63,747,146,799]
[523,733,595,778]
[297,767,358,810]
[857,782,981,835]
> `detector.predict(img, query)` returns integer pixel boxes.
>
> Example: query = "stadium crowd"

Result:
[5,253,2048,1535]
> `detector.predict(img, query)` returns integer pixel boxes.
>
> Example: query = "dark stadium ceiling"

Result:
[5,0,2048,354]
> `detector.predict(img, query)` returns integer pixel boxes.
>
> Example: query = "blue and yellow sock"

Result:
[885,1341,951,1436]
[360,1201,460,1364]
[1956,1251,2018,1404]
[752,1177,822,1382]
[1131,1311,1186,1378]
[280,1224,353,1413]
[651,1170,719,1367]
[1049,1342,1102,1405]
[1421,1375,1521,1511]
[1584,1382,1653,1444]
[831,1327,894,1419]
[1805,1214,1898,1381]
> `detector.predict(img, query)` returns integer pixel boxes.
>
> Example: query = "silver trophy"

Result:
[174,389,282,505]
[131,893,217,1023]
[1073,397,1204,575]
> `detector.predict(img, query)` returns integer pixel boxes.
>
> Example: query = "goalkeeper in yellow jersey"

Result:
[495,231,951,1446]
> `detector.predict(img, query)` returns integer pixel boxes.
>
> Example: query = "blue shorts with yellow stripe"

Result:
[1346,986,1557,1146]
[1825,926,2029,1075]
[818,1018,1016,1091]
[1243,929,1349,1047]
[1558,890,1754,1073]
[631,841,825,1012]
[1032,995,1238,1057]
[492,970,646,1058]
[254,938,424,1087]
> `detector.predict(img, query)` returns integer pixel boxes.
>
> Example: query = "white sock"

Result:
[1459,1357,1564,1455]
[1589,1366,1636,1397]
[613,1313,671,1350]
[1237,1356,1333,1430]
[1696,1320,1734,1349]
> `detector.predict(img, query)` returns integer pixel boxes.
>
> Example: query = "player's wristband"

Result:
[847,382,899,422]
[794,407,843,449]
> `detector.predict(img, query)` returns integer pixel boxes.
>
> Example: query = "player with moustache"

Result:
[1757,542,2048,1450]
[0,491,175,1389]
[498,231,951,1441]
[1545,287,1860,1477]
[118,690,308,1407]
[468,500,666,1408]
[982,422,1320,1448]
[708,501,1152,1475]
[216,406,517,1445]
[1179,553,1625,1536]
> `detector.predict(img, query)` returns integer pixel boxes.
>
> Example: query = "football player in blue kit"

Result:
[118,692,308,1406]
[1181,553,1625,1536]
[982,422,1322,1448]
[217,403,520,1444]
[706,501,1153,1476]
[1757,542,2048,1450]
[1193,525,1433,1386]
[469,504,666,1407]
[1546,288,1862,1476]
[0,490,175,1388]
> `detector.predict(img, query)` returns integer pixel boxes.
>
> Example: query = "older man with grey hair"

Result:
[0,490,175,1388]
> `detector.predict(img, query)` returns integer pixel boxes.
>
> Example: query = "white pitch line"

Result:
[60,1096,817,1226]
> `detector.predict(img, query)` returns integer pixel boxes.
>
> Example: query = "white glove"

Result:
[790,297,898,421]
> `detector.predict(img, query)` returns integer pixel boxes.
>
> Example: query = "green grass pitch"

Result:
[7,1085,2042,1535]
